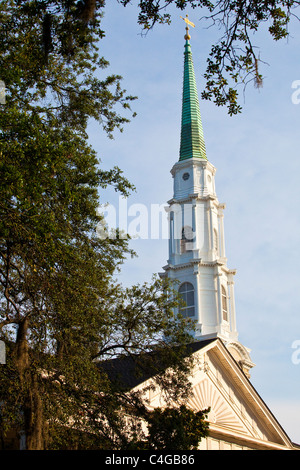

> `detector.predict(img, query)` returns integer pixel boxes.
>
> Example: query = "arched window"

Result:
[221,285,228,321]
[181,226,194,253]
[179,282,195,317]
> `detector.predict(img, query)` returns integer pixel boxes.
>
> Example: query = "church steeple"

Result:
[160,20,255,378]
[179,22,206,161]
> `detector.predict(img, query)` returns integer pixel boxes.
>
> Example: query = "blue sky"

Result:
[88,2,300,443]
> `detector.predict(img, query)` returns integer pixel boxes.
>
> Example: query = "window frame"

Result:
[178,282,195,318]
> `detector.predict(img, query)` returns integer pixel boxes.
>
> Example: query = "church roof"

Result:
[99,338,298,449]
[3,339,296,449]
[179,37,207,161]
[98,338,216,391]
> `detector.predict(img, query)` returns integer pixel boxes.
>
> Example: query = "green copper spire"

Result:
[179,35,207,161]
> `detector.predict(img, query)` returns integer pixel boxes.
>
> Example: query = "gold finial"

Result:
[180,14,195,40]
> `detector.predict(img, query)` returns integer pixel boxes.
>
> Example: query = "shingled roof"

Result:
[98,338,216,390]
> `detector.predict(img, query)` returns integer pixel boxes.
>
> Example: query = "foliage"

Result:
[121,404,210,450]
[0,0,198,450]
[3,0,294,449]
[144,405,210,450]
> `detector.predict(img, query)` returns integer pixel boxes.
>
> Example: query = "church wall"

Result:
[199,436,253,450]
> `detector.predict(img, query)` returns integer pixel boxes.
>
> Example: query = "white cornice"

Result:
[163,258,234,272]
[167,194,217,205]
[208,426,295,450]
[171,157,217,175]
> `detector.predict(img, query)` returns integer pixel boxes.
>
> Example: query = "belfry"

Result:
[161,16,254,378]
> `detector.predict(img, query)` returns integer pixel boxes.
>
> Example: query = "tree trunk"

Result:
[16,316,30,375]
[15,317,45,450]
[24,379,45,450]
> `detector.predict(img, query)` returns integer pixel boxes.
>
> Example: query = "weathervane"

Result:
[180,14,195,40]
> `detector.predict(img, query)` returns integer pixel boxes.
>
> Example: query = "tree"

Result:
[4,0,294,449]
[119,404,210,451]
[0,1,197,449]
[143,405,210,450]
[0,0,133,449]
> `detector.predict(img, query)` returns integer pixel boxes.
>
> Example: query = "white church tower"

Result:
[161,18,254,378]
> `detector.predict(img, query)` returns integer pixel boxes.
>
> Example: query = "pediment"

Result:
[134,339,295,449]
[185,340,294,448]
[188,377,252,436]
